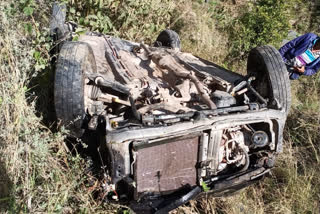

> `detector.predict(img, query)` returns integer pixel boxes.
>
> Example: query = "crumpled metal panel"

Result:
[134,137,199,196]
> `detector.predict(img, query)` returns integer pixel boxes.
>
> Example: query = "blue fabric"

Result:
[279,33,320,80]
[305,50,316,61]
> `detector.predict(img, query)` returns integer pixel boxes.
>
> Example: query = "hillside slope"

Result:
[0,0,319,213]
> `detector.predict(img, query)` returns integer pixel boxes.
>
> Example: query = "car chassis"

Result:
[51,3,291,213]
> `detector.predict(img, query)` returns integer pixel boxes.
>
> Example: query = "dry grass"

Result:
[173,1,251,75]
[174,1,230,65]
[0,1,117,213]
[0,0,319,213]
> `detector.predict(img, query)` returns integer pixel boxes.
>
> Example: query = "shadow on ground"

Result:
[28,64,104,171]
[28,66,57,129]
[0,154,12,212]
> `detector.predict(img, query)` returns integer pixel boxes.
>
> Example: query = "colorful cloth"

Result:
[279,33,320,80]
[292,49,320,67]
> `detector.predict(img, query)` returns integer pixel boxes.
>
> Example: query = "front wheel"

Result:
[54,41,97,137]
[247,45,291,114]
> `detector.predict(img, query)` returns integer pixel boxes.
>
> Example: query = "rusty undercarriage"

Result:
[51,3,291,213]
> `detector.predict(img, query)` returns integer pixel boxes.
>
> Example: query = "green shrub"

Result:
[67,0,176,43]
[229,0,291,58]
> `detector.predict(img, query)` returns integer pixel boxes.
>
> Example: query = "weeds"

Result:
[0,0,113,213]
[67,0,177,43]
[229,0,290,58]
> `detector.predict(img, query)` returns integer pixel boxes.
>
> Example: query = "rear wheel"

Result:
[54,42,96,137]
[154,29,181,51]
[50,2,67,41]
[247,45,291,114]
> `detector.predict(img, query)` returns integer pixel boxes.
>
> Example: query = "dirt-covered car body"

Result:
[51,4,291,213]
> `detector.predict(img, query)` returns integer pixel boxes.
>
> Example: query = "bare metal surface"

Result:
[80,35,247,117]
[175,53,234,92]
[140,43,217,110]
[134,137,199,196]
[208,129,223,175]
[222,128,249,171]
[181,54,244,84]
[198,133,209,177]
[106,141,131,183]
[105,114,281,183]
[79,35,112,77]
[106,109,284,144]
[98,94,130,106]
[213,167,266,190]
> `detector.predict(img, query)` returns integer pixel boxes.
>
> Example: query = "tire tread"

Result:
[248,45,291,113]
[54,42,96,137]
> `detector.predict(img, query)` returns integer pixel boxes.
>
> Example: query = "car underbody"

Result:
[51,3,291,213]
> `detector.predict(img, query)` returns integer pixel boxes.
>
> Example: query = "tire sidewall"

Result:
[247,45,291,114]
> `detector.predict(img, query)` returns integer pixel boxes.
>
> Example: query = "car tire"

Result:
[154,29,181,51]
[247,45,291,114]
[50,2,68,41]
[54,41,97,137]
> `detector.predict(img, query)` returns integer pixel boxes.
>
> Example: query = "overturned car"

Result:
[51,3,291,214]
